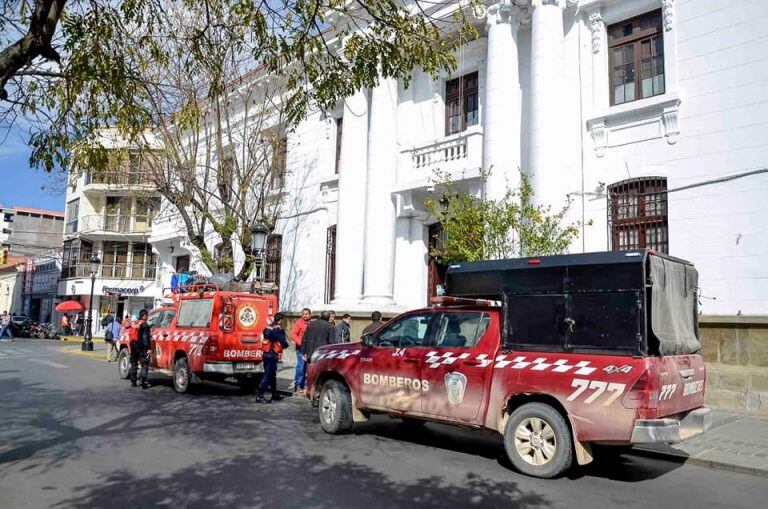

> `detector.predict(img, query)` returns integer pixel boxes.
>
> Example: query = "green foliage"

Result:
[1,0,478,172]
[425,170,580,263]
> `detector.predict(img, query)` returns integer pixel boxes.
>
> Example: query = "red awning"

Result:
[55,300,85,312]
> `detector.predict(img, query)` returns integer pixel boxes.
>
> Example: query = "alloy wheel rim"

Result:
[120,354,128,375]
[514,417,556,466]
[321,389,337,424]
[176,367,188,390]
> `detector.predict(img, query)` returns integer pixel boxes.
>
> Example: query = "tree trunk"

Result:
[0,0,66,100]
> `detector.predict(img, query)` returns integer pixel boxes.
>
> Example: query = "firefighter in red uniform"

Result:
[130,309,152,389]
[257,312,289,403]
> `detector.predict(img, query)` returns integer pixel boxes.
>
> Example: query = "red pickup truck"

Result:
[306,250,710,478]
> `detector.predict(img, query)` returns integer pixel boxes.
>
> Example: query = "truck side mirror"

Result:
[361,333,374,347]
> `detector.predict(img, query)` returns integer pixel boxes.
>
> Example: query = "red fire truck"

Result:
[118,284,278,393]
[306,250,710,478]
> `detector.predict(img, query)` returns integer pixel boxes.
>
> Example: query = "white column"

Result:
[362,77,398,304]
[529,0,567,209]
[482,1,523,201]
[331,90,369,305]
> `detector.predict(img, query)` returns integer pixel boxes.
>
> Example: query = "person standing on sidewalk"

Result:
[104,317,121,362]
[257,313,289,403]
[0,311,13,341]
[129,309,152,389]
[302,310,336,368]
[335,313,351,343]
[61,314,71,336]
[291,307,311,392]
[362,311,385,337]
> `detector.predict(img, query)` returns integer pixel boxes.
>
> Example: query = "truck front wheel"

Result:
[173,357,191,394]
[503,402,573,478]
[118,349,131,379]
[319,380,353,434]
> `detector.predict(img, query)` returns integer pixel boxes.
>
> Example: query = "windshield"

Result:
[649,255,700,355]
[177,299,214,328]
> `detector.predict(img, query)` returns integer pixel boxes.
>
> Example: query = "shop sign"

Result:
[102,286,145,296]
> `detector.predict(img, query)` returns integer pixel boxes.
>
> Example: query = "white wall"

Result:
[579,0,768,315]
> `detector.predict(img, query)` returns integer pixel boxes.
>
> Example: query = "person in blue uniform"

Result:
[257,313,289,403]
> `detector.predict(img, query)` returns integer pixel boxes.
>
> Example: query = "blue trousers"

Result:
[259,354,278,396]
[0,325,13,339]
[293,350,306,389]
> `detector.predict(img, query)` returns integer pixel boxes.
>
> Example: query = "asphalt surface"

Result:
[0,338,766,509]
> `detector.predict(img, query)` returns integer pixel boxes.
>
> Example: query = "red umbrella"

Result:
[55,301,85,312]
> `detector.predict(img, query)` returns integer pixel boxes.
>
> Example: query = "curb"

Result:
[632,446,768,478]
[61,347,109,360]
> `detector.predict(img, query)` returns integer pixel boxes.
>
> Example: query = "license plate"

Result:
[235,362,257,372]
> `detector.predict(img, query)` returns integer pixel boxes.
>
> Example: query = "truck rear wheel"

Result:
[118,349,131,379]
[503,402,573,479]
[173,357,191,394]
[319,380,353,434]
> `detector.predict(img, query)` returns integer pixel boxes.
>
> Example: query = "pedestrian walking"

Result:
[256,313,289,403]
[335,313,352,343]
[291,307,311,392]
[104,315,121,362]
[362,311,385,336]
[302,310,336,367]
[129,309,152,389]
[0,311,14,341]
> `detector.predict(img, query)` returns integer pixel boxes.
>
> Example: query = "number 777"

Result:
[566,378,625,406]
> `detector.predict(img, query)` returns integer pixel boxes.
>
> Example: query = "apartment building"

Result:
[59,139,161,335]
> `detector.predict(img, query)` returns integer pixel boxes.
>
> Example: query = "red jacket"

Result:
[291,318,309,348]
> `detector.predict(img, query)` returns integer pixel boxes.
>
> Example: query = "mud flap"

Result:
[574,440,594,466]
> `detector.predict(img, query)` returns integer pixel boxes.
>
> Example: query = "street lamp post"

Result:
[250,219,269,290]
[82,255,101,352]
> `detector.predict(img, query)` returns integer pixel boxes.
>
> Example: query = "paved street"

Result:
[0,339,766,509]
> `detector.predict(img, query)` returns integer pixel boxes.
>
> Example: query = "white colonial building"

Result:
[151,0,768,318]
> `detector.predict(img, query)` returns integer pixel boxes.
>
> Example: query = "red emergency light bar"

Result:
[430,296,501,307]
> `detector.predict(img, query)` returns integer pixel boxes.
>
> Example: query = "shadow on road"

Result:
[53,453,549,509]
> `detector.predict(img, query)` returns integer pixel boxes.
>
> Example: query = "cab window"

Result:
[159,310,176,328]
[375,313,432,348]
[147,311,162,327]
[433,312,491,349]
[177,299,213,328]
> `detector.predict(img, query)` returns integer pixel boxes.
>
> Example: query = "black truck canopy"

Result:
[445,249,700,356]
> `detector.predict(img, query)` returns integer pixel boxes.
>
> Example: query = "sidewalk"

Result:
[636,409,768,477]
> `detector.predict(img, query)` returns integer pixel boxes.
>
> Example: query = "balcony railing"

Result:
[77,214,154,235]
[85,170,150,186]
[61,262,157,280]
[401,128,483,179]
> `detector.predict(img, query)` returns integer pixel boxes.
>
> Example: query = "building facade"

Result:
[151,0,768,318]
[0,257,25,315]
[59,142,161,336]
[0,206,64,255]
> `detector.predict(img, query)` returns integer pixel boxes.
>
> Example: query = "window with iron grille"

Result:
[445,72,479,136]
[264,234,282,298]
[334,117,343,175]
[608,177,668,253]
[270,136,287,190]
[608,10,664,106]
[325,225,336,303]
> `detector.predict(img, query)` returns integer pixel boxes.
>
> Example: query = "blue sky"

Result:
[0,128,65,212]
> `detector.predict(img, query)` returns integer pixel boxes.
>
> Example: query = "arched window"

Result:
[607,177,668,253]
